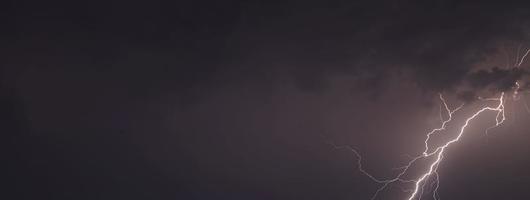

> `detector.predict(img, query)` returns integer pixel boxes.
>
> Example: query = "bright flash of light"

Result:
[329,47,530,200]
[406,93,505,200]
[330,93,507,200]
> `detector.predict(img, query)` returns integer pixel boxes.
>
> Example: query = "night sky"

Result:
[4,1,530,200]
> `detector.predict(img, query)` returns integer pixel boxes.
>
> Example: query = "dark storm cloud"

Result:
[455,67,529,102]
[5,1,530,200]
[286,1,530,93]
[169,0,530,96]
[467,67,528,91]
[4,0,530,97]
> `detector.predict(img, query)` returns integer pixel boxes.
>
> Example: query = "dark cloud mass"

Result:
[467,67,527,91]
[4,1,530,200]
[4,0,530,94]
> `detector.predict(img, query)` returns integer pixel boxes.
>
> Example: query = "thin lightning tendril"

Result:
[423,94,464,156]
[517,49,530,68]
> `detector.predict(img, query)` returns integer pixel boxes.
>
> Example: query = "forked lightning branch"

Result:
[330,48,530,200]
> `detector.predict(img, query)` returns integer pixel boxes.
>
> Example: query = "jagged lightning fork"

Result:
[329,93,507,200]
[406,93,506,200]
[423,94,464,156]
[328,46,530,199]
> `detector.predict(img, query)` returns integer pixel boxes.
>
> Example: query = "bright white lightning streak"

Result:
[407,47,525,199]
[330,93,507,200]
[330,47,529,199]
[406,93,505,200]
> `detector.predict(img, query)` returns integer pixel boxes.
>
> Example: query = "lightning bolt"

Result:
[406,93,505,200]
[329,47,530,199]
[331,93,507,200]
